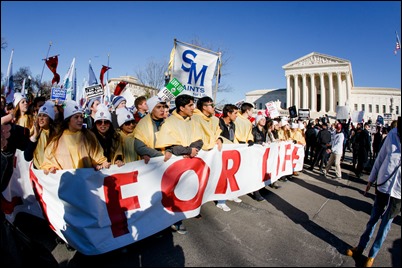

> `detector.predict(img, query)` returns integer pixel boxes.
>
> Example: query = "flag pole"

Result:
[213,52,221,102]
[39,41,52,85]
[107,53,110,81]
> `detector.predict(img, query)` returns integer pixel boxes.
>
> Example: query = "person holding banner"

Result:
[133,96,167,163]
[23,101,57,169]
[251,113,267,201]
[40,100,110,174]
[116,107,138,163]
[90,104,124,167]
[155,94,203,234]
[217,104,240,210]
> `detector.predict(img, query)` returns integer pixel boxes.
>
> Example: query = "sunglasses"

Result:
[124,120,136,126]
[204,103,215,108]
[96,120,111,125]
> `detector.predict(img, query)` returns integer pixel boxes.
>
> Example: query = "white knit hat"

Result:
[94,104,112,122]
[63,100,83,120]
[291,122,299,129]
[147,96,166,113]
[13,92,26,108]
[298,122,305,130]
[281,118,289,126]
[255,113,265,125]
[38,101,55,121]
[117,108,135,127]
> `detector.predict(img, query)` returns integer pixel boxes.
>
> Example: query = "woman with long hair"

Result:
[13,93,34,135]
[90,104,124,167]
[24,101,58,169]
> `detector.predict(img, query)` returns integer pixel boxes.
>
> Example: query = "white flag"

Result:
[62,58,75,100]
[172,41,219,98]
[4,49,15,103]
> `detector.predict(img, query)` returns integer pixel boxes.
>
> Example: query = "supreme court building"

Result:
[247,52,401,122]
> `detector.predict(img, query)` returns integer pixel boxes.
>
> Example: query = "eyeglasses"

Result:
[124,120,136,126]
[204,103,215,108]
[96,120,111,125]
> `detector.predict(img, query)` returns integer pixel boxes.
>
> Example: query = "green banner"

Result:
[157,78,185,101]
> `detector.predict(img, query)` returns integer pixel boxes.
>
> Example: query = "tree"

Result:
[1,37,7,50]
[134,58,167,95]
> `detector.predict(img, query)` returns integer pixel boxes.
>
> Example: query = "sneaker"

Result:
[363,257,374,267]
[216,203,231,212]
[269,182,281,189]
[293,171,299,176]
[230,197,242,203]
[346,247,363,257]
[171,223,187,235]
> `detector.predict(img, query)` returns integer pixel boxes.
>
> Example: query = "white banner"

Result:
[172,42,219,98]
[3,142,304,255]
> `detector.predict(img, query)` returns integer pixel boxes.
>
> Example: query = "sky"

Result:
[1,1,401,105]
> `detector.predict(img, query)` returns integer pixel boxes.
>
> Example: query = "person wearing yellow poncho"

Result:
[40,100,110,174]
[116,107,138,163]
[134,96,167,163]
[191,96,223,151]
[234,102,254,144]
[154,94,203,235]
[24,101,57,169]
[12,92,34,136]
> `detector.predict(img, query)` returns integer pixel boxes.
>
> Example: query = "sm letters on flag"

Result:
[172,42,219,98]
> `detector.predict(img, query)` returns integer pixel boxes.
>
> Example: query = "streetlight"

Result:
[164,71,170,86]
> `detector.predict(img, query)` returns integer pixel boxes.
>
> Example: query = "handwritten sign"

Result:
[51,87,66,101]
[85,84,104,99]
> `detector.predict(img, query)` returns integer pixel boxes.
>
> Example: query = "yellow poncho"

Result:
[33,128,51,168]
[133,113,157,149]
[155,110,202,149]
[192,109,222,150]
[234,113,254,143]
[40,129,107,170]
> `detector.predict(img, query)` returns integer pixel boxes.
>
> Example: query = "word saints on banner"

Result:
[172,42,219,98]
[3,142,304,255]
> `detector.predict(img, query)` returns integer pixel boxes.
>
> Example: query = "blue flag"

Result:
[89,61,98,85]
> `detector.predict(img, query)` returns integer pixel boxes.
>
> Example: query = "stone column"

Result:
[345,71,352,108]
[336,72,343,106]
[310,73,316,112]
[286,75,291,109]
[328,72,334,113]
[293,74,299,109]
[319,72,326,113]
[302,74,307,109]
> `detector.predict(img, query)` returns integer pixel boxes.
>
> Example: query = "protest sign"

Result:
[336,106,349,120]
[157,78,185,101]
[298,109,310,120]
[265,101,280,118]
[51,87,66,101]
[85,84,104,99]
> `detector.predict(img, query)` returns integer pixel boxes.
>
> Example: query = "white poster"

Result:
[172,42,219,98]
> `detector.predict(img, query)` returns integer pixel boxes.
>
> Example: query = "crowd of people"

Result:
[1,92,400,267]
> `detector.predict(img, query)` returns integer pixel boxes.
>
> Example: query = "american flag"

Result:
[394,31,400,55]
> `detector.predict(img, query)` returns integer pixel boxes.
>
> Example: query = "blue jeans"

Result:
[357,194,394,258]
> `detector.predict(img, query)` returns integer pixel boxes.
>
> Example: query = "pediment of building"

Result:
[283,52,350,69]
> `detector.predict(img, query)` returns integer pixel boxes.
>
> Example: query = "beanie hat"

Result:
[255,112,265,125]
[94,104,112,122]
[38,101,55,121]
[147,96,165,113]
[281,118,289,126]
[87,97,100,110]
[117,108,134,127]
[291,122,299,129]
[13,92,26,108]
[112,95,126,109]
[298,122,305,130]
[63,100,83,120]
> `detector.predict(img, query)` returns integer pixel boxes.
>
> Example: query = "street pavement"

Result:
[15,151,401,267]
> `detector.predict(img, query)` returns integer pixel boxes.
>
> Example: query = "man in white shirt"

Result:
[323,123,344,179]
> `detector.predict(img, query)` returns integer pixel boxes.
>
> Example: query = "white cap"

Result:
[298,122,305,130]
[281,118,288,126]
[63,100,83,120]
[291,122,299,129]
[94,104,112,122]
[273,120,279,126]
[38,101,55,121]
[255,114,265,125]
[13,92,26,108]
[147,96,166,113]
[117,108,135,127]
